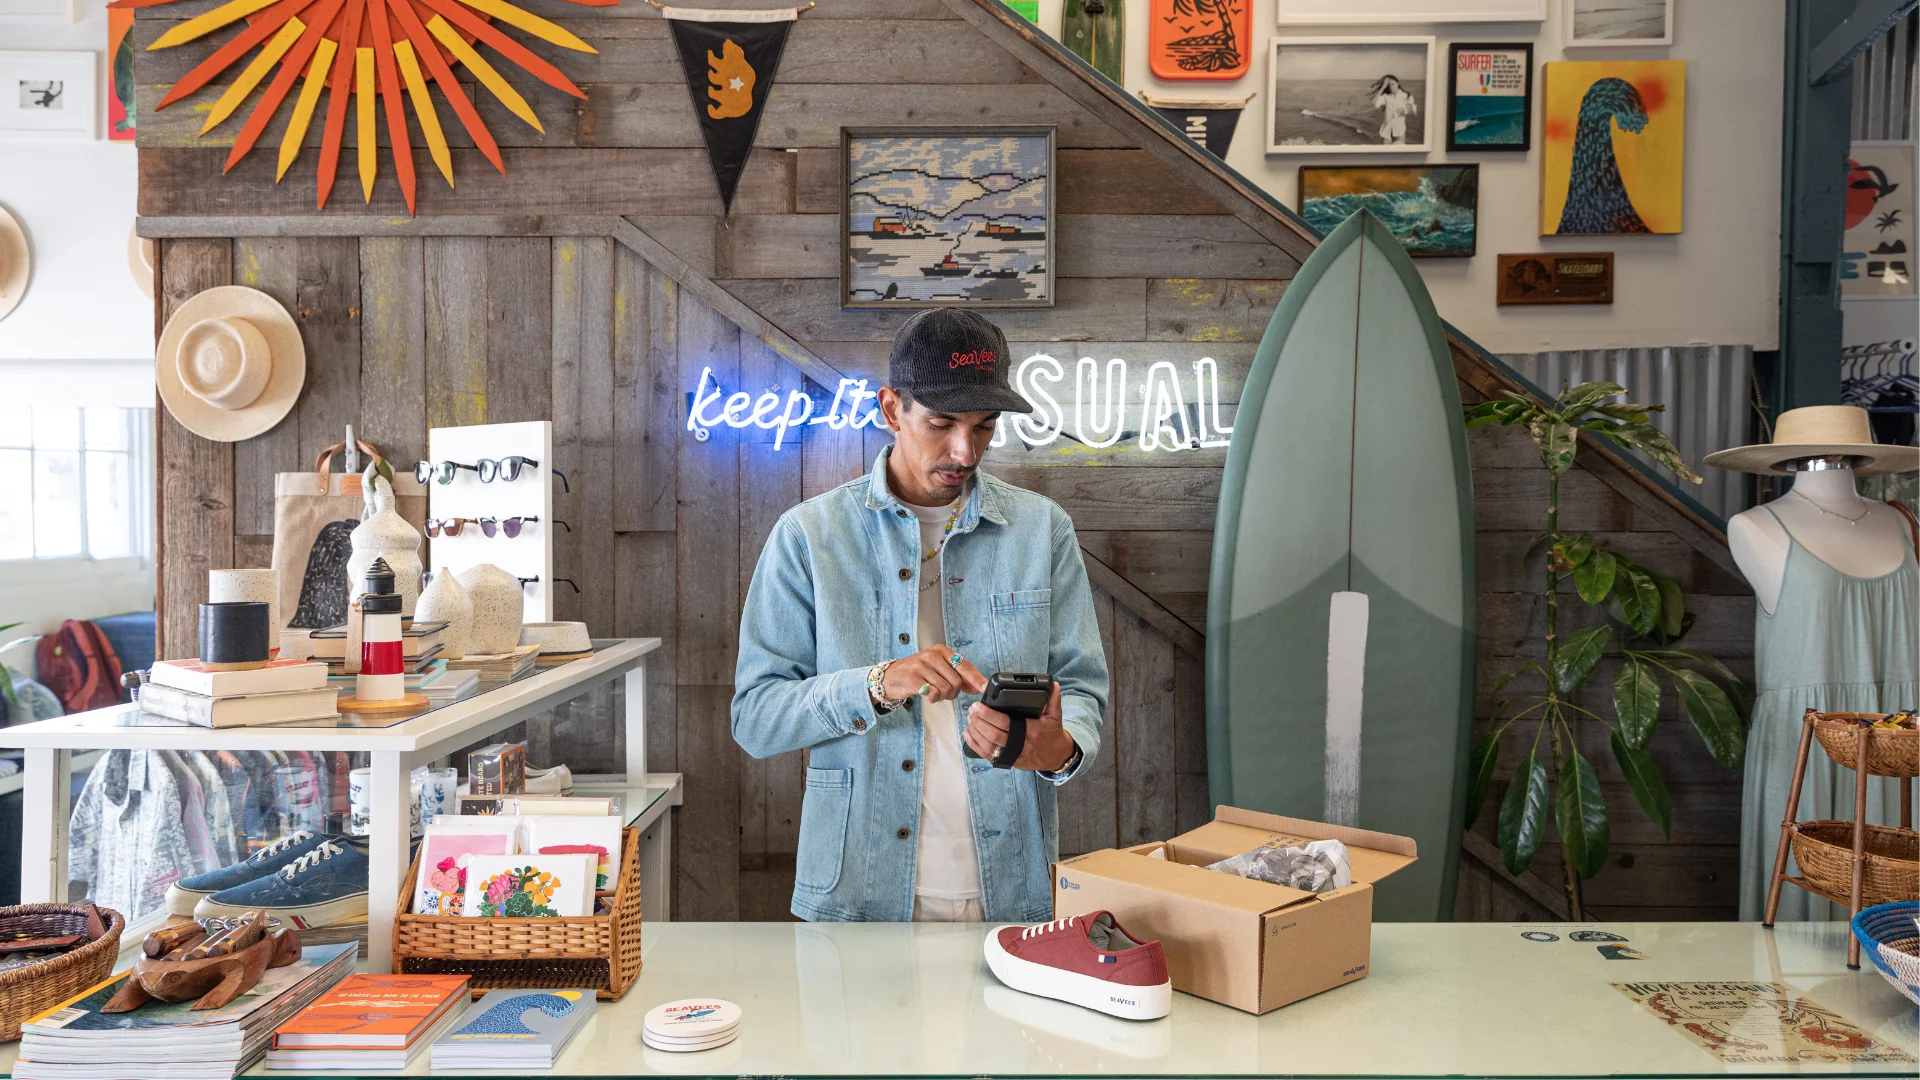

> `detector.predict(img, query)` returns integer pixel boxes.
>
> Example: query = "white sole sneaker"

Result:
[164,883,215,918]
[192,890,368,929]
[983,926,1172,1021]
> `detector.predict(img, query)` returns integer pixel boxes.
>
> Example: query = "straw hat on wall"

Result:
[0,205,29,322]
[155,285,306,442]
[1705,405,1919,477]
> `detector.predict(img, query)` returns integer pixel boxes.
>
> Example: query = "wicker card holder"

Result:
[392,826,641,1000]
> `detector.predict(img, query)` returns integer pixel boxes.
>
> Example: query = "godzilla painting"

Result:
[1542,60,1685,236]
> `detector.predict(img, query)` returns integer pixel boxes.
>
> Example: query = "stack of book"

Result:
[13,942,357,1080]
[308,619,447,672]
[264,973,470,1071]
[323,658,479,704]
[428,988,598,1071]
[139,659,338,728]
[445,643,540,683]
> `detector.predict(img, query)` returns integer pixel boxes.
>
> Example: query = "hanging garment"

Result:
[186,751,238,865]
[1737,508,1919,920]
[67,751,199,921]
[158,750,219,874]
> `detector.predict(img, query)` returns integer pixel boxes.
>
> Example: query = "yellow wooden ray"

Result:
[201,17,306,134]
[424,14,540,132]
[147,0,280,50]
[277,39,337,181]
[393,41,454,188]
[356,47,376,202]
[452,0,596,53]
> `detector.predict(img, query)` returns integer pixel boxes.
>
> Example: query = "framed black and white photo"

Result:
[1446,42,1533,152]
[1268,36,1435,154]
[1276,0,1543,24]
[1564,0,1672,47]
[0,51,95,141]
[841,126,1055,309]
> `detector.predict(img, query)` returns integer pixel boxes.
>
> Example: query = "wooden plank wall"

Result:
[137,0,1751,920]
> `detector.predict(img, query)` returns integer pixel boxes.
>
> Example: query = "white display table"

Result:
[0,638,677,972]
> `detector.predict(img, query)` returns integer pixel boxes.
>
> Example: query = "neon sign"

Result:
[685,354,1233,453]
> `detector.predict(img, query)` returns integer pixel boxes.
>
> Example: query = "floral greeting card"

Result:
[525,816,625,892]
[458,854,596,918]
[412,828,515,915]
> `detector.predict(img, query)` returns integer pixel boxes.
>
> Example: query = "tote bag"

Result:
[271,440,428,637]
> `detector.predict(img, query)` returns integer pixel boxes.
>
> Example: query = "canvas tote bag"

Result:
[271,440,428,638]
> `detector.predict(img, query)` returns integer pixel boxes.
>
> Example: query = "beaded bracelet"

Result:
[866,660,908,715]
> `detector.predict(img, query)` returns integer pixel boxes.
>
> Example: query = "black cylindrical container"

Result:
[199,600,271,668]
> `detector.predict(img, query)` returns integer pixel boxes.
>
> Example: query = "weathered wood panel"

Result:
[795,148,1230,216]
[721,277,1146,343]
[551,236,616,632]
[359,237,428,465]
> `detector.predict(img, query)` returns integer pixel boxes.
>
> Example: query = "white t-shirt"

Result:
[907,496,983,903]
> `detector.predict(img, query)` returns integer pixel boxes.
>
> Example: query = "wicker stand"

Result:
[1762,711,1918,968]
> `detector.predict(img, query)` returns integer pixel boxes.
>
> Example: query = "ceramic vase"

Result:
[348,467,422,615]
[415,570,473,660]
[457,563,523,656]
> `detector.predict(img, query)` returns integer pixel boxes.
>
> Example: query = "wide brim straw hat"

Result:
[1704,405,1919,478]
[0,204,29,322]
[156,285,305,443]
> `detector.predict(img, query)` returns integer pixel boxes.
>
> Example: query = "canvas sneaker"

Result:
[193,835,370,928]
[525,764,573,796]
[983,911,1172,1020]
[165,830,334,917]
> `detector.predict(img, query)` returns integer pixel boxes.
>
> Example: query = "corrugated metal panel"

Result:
[1499,346,1754,522]
[1853,9,1917,140]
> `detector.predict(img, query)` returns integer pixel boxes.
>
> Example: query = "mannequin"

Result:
[1725,456,1911,613]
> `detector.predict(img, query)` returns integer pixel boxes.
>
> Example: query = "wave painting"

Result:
[1299,165,1479,258]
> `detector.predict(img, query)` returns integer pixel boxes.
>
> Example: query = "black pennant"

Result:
[665,10,797,214]
[1143,95,1253,161]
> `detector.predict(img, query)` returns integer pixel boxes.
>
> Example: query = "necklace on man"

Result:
[920,500,963,591]
[1791,488,1868,525]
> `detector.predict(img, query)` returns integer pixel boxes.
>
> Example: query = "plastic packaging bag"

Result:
[1205,838,1352,893]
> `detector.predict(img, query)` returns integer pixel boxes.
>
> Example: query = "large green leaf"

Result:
[1590,402,1657,424]
[1612,658,1660,749]
[1603,422,1704,484]
[1610,730,1672,838]
[1554,533,1595,570]
[1615,563,1662,637]
[1673,668,1744,768]
[1574,550,1617,604]
[1557,381,1628,412]
[1528,417,1577,475]
[1672,649,1752,712]
[1553,624,1612,694]
[1556,751,1610,879]
[1498,751,1550,875]
[1465,734,1501,829]
[1652,574,1685,639]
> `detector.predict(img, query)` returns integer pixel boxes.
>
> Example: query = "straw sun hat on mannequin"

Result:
[155,285,306,442]
[0,204,28,322]
[1704,405,1919,477]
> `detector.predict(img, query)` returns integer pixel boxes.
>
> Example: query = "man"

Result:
[732,307,1109,923]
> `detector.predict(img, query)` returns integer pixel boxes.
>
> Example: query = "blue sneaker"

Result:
[193,836,370,928]
[165,831,334,917]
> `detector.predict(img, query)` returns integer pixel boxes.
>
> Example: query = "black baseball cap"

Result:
[887,308,1032,415]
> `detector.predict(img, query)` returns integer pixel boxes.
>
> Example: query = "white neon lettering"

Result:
[1194,356,1233,448]
[1075,358,1127,449]
[1139,361,1193,452]
[687,366,727,433]
[820,379,853,429]
[775,391,813,450]
[721,392,753,426]
[749,391,782,429]
[1012,354,1065,446]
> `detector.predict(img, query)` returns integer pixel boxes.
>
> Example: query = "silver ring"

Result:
[948,653,963,667]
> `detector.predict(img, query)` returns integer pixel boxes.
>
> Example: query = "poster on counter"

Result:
[1612,982,1916,1066]
[1843,142,1917,297]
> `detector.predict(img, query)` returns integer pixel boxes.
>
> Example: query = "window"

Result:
[0,407,151,562]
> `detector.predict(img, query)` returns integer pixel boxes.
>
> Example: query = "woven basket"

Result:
[0,905,124,1042]
[393,826,641,1000]
[1811,712,1919,778]
[1789,820,1920,907]
[1853,902,1920,1006]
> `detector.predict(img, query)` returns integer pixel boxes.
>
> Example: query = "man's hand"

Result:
[964,679,1075,772]
[877,644,988,705]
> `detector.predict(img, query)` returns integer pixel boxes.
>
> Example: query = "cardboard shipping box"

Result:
[1052,806,1416,1015]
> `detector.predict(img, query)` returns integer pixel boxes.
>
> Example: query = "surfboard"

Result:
[1206,209,1475,922]
[1060,0,1124,85]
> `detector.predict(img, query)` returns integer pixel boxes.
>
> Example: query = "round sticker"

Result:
[644,998,743,1039]
[1570,930,1627,943]
[1520,931,1560,942]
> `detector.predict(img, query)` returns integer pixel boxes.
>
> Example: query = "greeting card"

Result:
[524,816,625,892]
[458,853,596,918]
[413,827,516,915]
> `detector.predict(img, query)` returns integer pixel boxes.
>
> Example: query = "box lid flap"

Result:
[1064,847,1317,914]
[1199,806,1417,886]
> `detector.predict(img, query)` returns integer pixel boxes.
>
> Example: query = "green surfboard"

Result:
[1060,0,1124,84]
[1206,209,1475,922]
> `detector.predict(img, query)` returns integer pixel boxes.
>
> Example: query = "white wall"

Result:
[1035,0,1785,353]
[0,0,154,365]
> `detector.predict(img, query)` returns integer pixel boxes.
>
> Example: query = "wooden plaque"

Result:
[1496,252,1613,305]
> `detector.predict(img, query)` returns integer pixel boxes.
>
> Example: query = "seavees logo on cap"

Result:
[949,349,999,372]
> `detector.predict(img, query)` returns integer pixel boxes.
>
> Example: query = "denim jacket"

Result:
[732,449,1110,922]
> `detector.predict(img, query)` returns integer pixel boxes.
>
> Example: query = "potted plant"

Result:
[1463,382,1750,917]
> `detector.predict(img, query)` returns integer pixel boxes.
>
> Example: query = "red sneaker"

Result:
[983,911,1172,1020]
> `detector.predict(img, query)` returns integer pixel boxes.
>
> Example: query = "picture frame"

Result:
[0,0,80,24]
[1268,37,1436,155]
[1841,140,1917,298]
[1446,43,1533,153]
[1276,0,1544,24]
[1540,60,1685,235]
[0,51,96,141]
[1564,0,1672,47]
[1298,165,1479,258]
[840,125,1056,310]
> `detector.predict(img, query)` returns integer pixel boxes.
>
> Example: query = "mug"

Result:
[198,601,271,669]
[209,569,277,640]
[412,766,458,822]
[348,766,371,836]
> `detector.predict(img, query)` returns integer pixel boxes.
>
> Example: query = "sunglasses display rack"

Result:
[423,420,556,624]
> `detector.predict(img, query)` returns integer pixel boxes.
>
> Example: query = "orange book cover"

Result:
[273,974,471,1048]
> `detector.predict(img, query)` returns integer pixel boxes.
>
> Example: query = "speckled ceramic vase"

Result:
[414,569,473,660]
[457,562,523,656]
[348,468,422,615]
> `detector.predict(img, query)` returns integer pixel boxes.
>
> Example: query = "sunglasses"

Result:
[476,456,540,483]
[427,517,571,538]
[415,460,480,486]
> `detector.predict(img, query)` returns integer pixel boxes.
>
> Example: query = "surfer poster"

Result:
[1447,43,1531,152]
[1267,37,1435,154]
[1541,60,1685,235]
[1612,982,1915,1065]
[1298,165,1478,257]
[840,127,1054,309]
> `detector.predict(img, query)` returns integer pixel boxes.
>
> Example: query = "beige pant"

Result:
[911,895,984,922]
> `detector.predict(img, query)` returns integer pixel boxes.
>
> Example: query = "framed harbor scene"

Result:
[841,126,1056,309]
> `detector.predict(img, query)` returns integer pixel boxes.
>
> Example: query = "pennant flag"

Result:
[662,4,802,214]
[1142,93,1254,161]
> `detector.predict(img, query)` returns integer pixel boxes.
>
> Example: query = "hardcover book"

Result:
[147,658,330,697]
[272,974,470,1048]
[430,989,597,1070]
[136,683,341,728]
